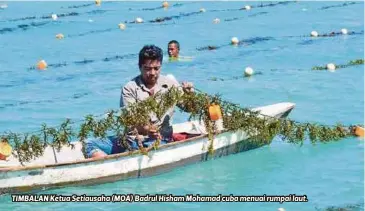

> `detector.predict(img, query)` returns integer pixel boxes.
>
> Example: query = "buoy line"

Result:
[280,30,363,39]
[63,2,94,9]
[0,21,50,35]
[0,92,90,110]
[145,11,203,23]
[197,29,363,51]
[4,1,187,23]
[312,59,364,71]
[209,1,294,12]
[0,10,107,35]
[2,8,113,24]
[206,59,364,82]
[62,1,114,9]
[2,11,80,23]
[24,2,287,40]
[67,28,114,38]
[197,37,274,51]
[67,11,205,38]
[28,53,138,70]
[224,12,268,22]
[127,3,184,11]
[309,30,363,37]
[319,2,358,10]
[28,28,361,70]
[208,70,263,81]
[317,203,363,211]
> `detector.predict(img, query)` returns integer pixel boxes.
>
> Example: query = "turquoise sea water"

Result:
[0,1,364,210]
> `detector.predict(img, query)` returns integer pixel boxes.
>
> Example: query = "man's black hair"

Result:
[138,45,163,67]
[168,40,180,50]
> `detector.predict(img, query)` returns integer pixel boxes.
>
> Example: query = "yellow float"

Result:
[208,104,222,121]
[0,141,12,160]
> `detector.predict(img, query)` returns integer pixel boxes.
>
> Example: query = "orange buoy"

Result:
[0,141,12,160]
[37,60,47,70]
[208,104,222,121]
[354,126,364,137]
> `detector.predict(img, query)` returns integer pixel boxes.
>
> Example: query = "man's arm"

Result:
[120,85,136,108]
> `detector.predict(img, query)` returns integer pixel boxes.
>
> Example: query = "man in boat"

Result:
[84,45,194,159]
[167,40,180,60]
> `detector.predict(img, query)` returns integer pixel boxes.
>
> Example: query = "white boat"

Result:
[0,102,295,194]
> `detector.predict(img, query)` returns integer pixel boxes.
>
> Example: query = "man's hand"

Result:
[148,125,162,140]
[182,81,194,93]
[134,124,162,140]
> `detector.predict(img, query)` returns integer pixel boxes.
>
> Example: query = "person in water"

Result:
[167,40,180,60]
[84,45,194,159]
[167,40,194,62]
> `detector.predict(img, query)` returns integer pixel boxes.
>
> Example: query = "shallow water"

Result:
[0,1,364,211]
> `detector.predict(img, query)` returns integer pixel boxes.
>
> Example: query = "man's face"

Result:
[140,59,161,87]
[168,43,179,58]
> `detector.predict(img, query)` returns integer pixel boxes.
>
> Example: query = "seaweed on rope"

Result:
[63,11,204,38]
[0,91,90,110]
[319,2,358,10]
[2,5,114,23]
[224,12,268,22]
[209,1,294,12]
[145,1,291,21]
[315,202,363,211]
[314,31,363,38]
[0,9,112,34]
[197,37,274,51]
[0,11,88,34]
[0,86,361,164]
[2,1,293,38]
[129,3,184,11]
[0,21,50,35]
[28,53,138,70]
[207,59,364,81]
[312,59,364,71]
[284,30,363,40]
[208,72,264,81]
[50,1,291,39]
[147,11,203,23]
[63,2,95,9]
[68,28,115,38]
[22,30,362,70]
[3,12,80,23]
[2,1,181,24]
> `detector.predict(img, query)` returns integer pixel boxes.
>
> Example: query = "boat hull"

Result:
[0,102,295,194]
[1,131,266,194]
